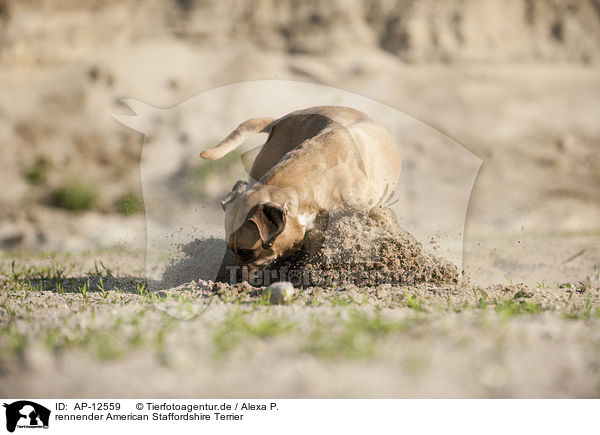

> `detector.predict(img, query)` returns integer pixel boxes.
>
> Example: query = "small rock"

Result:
[266,282,294,305]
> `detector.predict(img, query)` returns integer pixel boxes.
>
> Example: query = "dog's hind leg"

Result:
[199,117,275,160]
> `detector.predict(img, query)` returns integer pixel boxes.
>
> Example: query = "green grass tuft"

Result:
[23,158,48,185]
[52,182,98,211]
[212,309,295,358]
[495,299,543,318]
[116,193,144,215]
[303,310,409,359]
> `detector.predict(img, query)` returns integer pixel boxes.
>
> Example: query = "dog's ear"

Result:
[248,202,286,249]
[220,180,248,210]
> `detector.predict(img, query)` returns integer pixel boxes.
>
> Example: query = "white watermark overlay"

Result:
[114,80,481,318]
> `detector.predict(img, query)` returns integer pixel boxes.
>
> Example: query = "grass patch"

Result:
[0,322,28,359]
[1,257,149,296]
[303,310,409,359]
[212,308,295,358]
[562,294,599,320]
[52,182,98,211]
[116,192,144,215]
[495,299,543,318]
[393,292,428,312]
[23,158,48,185]
[39,309,152,360]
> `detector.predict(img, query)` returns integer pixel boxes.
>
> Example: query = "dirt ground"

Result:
[1,234,600,398]
[1,0,600,398]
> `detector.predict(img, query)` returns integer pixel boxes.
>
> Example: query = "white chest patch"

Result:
[297,212,318,232]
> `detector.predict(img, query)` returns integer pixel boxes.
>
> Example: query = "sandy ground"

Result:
[1,0,599,398]
[1,245,599,398]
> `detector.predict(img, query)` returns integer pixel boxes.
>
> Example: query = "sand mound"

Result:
[166,207,459,287]
[270,207,459,287]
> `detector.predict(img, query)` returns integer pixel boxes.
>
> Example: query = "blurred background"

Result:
[0,0,598,285]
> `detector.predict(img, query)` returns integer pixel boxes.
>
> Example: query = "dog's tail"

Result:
[199,117,276,160]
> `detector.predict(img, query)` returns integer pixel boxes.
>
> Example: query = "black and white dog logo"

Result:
[3,401,50,433]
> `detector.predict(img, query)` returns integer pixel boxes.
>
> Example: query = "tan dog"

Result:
[200,106,402,270]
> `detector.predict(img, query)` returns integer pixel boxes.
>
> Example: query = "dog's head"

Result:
[221,180,304,270]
